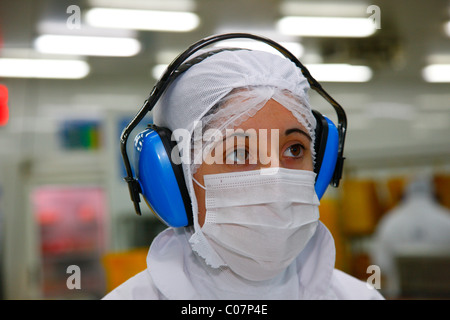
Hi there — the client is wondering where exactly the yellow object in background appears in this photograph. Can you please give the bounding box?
[385,177,407,212]
[341,179,382,236]
[319,197,347,271]
[435,174,450,210]
[102,248,148,293]
[385,174,450,211]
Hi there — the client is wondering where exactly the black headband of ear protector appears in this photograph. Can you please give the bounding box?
[120,33,347,215]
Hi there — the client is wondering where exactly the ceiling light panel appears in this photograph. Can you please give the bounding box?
[85,8,200,32]
[88,0,196,11]
[277,16,376,37]
[306,64,373,82]
[37,21,137,38]
[422,64,450,83]
[444,21,450,37]
[0,58,90,79]
[35,35,141,57]
[280,1,369,17]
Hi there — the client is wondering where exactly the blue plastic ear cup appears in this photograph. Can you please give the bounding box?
[312,111,339,199]
[133,126,192,227]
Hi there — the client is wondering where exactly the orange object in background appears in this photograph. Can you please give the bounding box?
[385,174,450,211]
[102,248,148,293]
[385,176,407,211]
[319,197,347,271]
[435,174,450,210]
[341,179,383,236]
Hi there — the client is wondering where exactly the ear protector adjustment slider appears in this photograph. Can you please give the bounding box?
[124,177,142,215]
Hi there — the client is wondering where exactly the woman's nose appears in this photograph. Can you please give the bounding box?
[257,129,281,169]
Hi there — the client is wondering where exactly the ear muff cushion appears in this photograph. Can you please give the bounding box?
[134,126,193,227]
[312,110,328,176]
[312,110,339,199]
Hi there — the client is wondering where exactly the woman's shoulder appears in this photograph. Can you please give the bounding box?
[102,269,162,300]
[330,269,385,300]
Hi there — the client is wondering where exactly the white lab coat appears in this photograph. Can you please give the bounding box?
[371,177,450,298]
[103,222,383,300]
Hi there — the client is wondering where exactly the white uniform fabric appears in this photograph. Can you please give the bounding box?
[104,222,383,299]
[371,175,450,298]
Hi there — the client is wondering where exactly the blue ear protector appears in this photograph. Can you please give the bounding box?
[133,126,193,227]
[120,33,347,227]
[312,110,340,199]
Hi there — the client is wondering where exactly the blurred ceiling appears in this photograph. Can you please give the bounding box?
[0,0,449,75]
[0,0,449,168]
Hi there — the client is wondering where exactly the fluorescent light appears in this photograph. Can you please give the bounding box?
[422,64,450,83]
[37,21,137,38]
[0,58,90,79]
[86,8,200,32]
[156,50,183,64]
[152,64,168,79]
[279,1,369,17]
[35,34,141,57]
[277,16,376,37]
[88,0,196,11]
[213,40,304,58]
[305,64,372,82]
[445,21,450,37]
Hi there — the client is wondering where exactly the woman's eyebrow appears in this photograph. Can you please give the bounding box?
[285,128,312,141]
[221,131,252,142]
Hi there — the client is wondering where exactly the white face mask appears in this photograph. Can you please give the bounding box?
[195,167,320,281]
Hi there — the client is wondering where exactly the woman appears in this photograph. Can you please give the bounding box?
[104,42,383,300]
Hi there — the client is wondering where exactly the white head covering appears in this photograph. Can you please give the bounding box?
[153,49,313,135]
[153,48,316,270]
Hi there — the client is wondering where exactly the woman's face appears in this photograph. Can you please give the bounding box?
[193,99,314,226]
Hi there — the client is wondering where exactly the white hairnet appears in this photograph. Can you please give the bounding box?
[153,49,313,134]
[152,48,316,265]
[190,86,316,175]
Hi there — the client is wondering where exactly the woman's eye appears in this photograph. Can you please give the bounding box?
[283,144,304,158]
[225,148,249,164]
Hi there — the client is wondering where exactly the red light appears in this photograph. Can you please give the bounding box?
[0,84,9,126]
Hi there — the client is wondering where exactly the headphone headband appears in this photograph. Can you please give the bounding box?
[121,33,347,216]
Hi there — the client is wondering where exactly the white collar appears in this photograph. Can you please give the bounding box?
[147,222,337,299]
